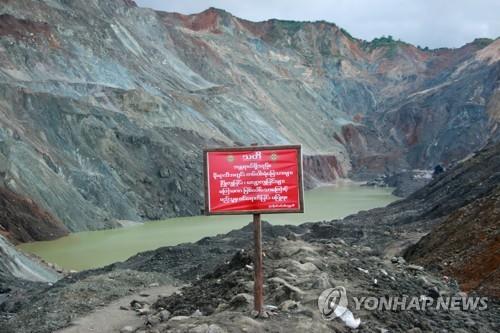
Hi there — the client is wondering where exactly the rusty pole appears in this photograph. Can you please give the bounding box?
[253,213,264,315]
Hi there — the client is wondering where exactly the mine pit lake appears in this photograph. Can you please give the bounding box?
[19,184,398,271]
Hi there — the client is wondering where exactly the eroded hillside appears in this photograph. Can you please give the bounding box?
[0,0,498,233]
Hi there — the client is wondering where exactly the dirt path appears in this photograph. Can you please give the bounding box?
[56,285,179,333]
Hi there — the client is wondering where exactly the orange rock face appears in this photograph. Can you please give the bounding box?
[0,187,68,243]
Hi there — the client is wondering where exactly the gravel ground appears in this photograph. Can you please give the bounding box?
[2,269,179,333]
[136,237,500,332]
[1,144,499,333]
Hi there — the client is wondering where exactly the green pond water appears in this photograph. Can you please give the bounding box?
[19,184,398,271]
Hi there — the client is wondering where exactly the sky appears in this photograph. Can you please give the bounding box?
[135,0,500,49]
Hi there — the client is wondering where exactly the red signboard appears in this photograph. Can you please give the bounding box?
[203,145,304,215]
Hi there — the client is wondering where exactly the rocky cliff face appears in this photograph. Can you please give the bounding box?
[403,145,500,298]
[405,186,499,298]
[0,235,59,283]
[0,186,62,293]
[0,0,498,233]
[0,186,68,243]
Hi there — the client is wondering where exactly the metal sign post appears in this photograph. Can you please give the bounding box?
[203,145,304,317]
[253,213,264,315]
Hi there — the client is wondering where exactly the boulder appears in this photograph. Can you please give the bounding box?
[207,324,226,333]
[229,293,254,311]
[279,300,300,312]
[120,326,135,333]
[169,316,190,321]
[311,273,332,289]
[158,309,171,322]
[190,324,209,333]
[159,167,171,178]
[145,314,161,326]
[269,277,304,302]
[407,264,424,271]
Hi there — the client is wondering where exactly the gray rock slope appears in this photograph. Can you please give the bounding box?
[0,235,59,282]
[0,0,498,233]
